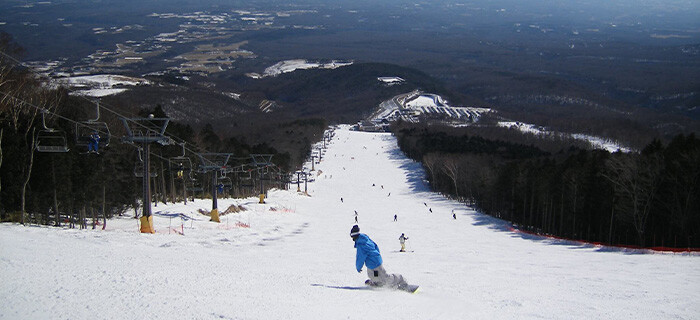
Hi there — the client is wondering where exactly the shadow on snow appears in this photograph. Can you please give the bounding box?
[310,283,372,291]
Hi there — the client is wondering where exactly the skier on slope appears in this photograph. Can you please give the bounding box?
[350,225,408,289]
[399,233,409,252]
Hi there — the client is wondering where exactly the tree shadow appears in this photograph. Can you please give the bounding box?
[384,141,431,193]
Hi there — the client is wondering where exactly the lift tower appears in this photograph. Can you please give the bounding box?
[120,116,169,233]
[250,154,273,204]
[196,153,232,223]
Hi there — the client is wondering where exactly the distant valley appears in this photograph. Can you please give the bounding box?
[1,0,699,149]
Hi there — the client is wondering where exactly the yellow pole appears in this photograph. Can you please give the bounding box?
[210,208,220,223]
[140,215,155,233]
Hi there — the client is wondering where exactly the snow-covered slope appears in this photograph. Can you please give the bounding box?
[51,74,151,97]
[1,126,697,320]
[499,121,633,153]
[246,59,353,78]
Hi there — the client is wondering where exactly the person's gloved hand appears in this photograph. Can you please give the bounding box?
[358,268,362,273]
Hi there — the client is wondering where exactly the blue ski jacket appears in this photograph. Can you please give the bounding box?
[354,233,383,272]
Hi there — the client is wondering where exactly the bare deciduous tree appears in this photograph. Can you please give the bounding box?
[603,154,661,246]
[441,154,461,199]
[422,153,439,186]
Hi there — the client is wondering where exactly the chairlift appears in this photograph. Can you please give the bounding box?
[170,158,192,179]
[35,109,69,153]
[186,180,203,193]
[169,143,192,179]
[219,176,233,189]
[258,167,273,181]
[133,148,158,178]
[119,116,170,146]
[75,101,110,152]
[240,169,254,187]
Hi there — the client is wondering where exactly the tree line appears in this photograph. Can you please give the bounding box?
[392,121,700,248]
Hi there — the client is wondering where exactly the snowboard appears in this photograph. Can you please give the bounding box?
[365,280,420,293]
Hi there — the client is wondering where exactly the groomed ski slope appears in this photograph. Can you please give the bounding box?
[1,126,698,320]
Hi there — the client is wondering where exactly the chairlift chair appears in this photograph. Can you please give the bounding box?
[219,176,233,189]
[240,169,255,188]
[258,167,273,181]
[75,122,110,149]
[35,109,69,153]
[186,180,204,193]
[170,158,192,179]
[169,143,192,179]
[36,131,70,153]
[134,163,159,178]
[75,101,110,151]
[133,149,158,177]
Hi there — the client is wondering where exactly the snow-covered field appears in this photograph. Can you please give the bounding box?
[1,126,697,320]
[51,74,151,97]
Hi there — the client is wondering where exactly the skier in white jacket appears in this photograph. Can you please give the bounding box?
[399,233,409,252]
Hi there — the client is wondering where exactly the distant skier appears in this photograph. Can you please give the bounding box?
[88,130,100,153]
[394,214,397,222]
[350,225,410,290]
[387,192,391,197]
[341,197,344,203]
[423,202,427,207]
[429,208,432,213]
[399,233,409,252]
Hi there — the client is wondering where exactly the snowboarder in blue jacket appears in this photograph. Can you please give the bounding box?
[350,225,408,289]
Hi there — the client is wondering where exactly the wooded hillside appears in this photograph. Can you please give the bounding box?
[392,121,700,248]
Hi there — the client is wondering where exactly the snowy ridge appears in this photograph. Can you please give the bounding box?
[0,126,697,319]
[377,76,405,86]
[499,121,633,153]
[246,59,353,78]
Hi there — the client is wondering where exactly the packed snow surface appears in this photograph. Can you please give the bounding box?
[1,126,697,320]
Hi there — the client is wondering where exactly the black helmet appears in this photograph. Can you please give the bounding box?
[350,225,360,238]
